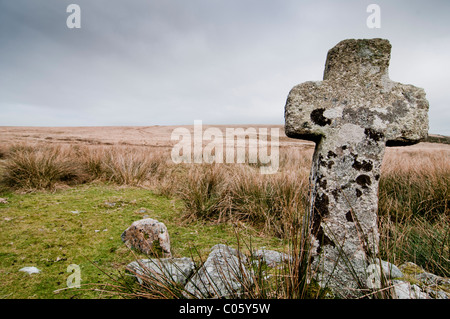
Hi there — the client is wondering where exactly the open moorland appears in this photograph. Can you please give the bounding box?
[0,125,448,299]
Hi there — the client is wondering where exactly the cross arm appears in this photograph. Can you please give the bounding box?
[383,83,429,146]
[284,81,332,143]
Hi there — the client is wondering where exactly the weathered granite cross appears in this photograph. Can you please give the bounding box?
[284,38,429,297]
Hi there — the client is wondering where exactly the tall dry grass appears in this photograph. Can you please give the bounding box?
[0,144,171,189]
[175,150,310,237]
[1,144,82,190]
[100,147,168,186]
[379,150,449,220]
[0,142,448,278]
[378,149,449,277]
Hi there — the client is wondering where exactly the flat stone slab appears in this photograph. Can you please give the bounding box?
[253,248,292,268]
[184,244,251,299]
[127,257,195,286]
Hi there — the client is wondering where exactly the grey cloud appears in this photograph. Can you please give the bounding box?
[0,0,448,134]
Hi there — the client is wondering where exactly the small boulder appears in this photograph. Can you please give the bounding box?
[121,218,171,257]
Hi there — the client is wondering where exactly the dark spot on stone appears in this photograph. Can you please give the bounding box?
[302,122,311,129]
[311,192,334,253]
[318,176,327,189]
[327,151,337,158]
[311,193,330,242]
[356,175,371,188]
[364,128,384,142]
[327,161,334,169]
[375,174,380,181]
[352,158,373,172]
[315,226,335,254]
[346,211,354,222]
[314,193,329,218]
[311,108,332,126]
[342,145,347,150]
[318,154,327,167]
[356,189,362,198]
[331,189,340,200]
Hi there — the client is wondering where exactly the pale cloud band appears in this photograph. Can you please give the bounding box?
[0,0,448,135]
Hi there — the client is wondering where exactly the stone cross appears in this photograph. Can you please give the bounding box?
[284,38,429,297]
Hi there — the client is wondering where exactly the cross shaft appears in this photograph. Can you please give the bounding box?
[284,38,429,296]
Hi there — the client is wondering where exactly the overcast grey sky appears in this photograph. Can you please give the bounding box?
[0,0,449,134]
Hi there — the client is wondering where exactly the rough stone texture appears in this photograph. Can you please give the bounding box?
[393,280,429,299]
[417,272,450,286]
[127,257,195,285]
[184,244,251,298]
[121,218,171,257]
[284,38,429,297]
[369,259,403,279]
[253,248,292,268]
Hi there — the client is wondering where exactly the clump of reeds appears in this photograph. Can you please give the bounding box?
[101,147,167,186]
[0,144,170,189]
[379,150,449,221]
[177,164,227,221]
[1,144,82,190]
[377,149,449,277]
[176,162,309,238]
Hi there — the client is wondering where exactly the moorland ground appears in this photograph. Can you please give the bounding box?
[0,125,448,299]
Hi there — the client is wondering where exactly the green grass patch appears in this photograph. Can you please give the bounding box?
[0,184,279,299]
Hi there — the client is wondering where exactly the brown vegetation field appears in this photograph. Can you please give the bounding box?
[0,125,448,298]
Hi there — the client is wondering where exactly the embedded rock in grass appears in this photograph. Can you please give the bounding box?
[121,218,171,257]
[392,280,429,299]
[416,271,450,286]
[19,266,41,274]
[368,259,403,279]
[127,257,195,286]
[253,248,292,268]
[184,244,251,299]
[395,262,450,299]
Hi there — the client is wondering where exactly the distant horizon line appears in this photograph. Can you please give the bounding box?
[0,124,447,136]
[0,123,285,128]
